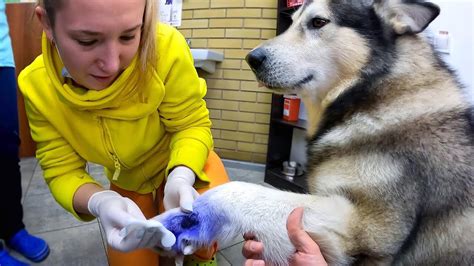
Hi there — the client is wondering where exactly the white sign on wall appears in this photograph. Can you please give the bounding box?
[159,0,182,27]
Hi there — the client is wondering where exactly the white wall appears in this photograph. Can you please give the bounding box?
[427,0,474,102]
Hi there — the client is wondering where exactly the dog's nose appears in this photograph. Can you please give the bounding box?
[246,48,267,71]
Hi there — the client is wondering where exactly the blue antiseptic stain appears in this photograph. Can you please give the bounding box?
[160,197,230,254]
[180,213,199,229]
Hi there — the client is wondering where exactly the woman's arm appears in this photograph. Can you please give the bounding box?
[156,24,213,184]
[73,183,105,215]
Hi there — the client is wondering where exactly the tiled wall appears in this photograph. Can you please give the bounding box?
[177,0,278,163]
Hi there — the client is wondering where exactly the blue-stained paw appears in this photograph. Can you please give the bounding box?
[158,201,229,255]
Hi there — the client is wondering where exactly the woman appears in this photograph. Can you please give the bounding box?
[18,0,228,265]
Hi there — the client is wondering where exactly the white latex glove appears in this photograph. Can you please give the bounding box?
[88,190,176,252]
[164,166,199,212]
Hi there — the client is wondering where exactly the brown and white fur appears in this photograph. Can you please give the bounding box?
[156,0,474,265]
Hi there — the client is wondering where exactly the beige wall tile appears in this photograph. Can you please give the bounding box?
[225,49,251,59]
[183,0,210,10]
[238,142,268,153]
[205,89,223,99]
[193,9,227,18]
[225,29,261,38]
[238,122,270,133]
[241,81,273,93]
[261,29,277,39]
[178,29,193,38]
[192,29,226,38]
[243,39,264,49]
[223,91,257,102]
[189,38,208,48]
[219,59,242,69]
[211,128,221,138]
[180,19,209,29]
[206,99,239,110]
[214,139,238,149]
[239,102,271,114]
[244,19,277,29]
[221,110,256,122]
[215,149,253,161]
[182,0,277,163]
[209,109,222,119]
[209,18,243,28]
[245,0,278,8]
[251,153,267,163]
[203,68,224,79]
[241,62,251,70]
[208,38,243,48]
[257,92,272,103]
[255,113,271,124]
[212,120,239,130]
[223,69,256,81]
[211,0,245,8]
[226,8,261,18]
[254,134,269,144]
[262,9,278,18]
[182,10,193,19]
[206,79,241,90]
[221,130,254,142]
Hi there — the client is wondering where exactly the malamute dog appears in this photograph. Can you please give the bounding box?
[156,0,474,264]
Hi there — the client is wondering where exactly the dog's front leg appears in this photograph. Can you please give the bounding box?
[157,181,356,265]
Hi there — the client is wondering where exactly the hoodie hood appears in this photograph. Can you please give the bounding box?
[42,34,164,120]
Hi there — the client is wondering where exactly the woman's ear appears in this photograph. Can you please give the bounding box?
[35,6,54,42]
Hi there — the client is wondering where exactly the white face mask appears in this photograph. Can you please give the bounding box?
[54,44,73,79]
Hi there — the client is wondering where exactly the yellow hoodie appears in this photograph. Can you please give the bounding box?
[18,23,212,220]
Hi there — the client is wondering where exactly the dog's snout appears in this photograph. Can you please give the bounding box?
[246,48,267,71]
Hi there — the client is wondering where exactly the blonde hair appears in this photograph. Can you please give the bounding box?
[37,0,158,90]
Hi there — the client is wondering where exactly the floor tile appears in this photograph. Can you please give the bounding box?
[26,166,51,197]
[19,156,37,171]
[216,252,231,266]
[19,157,37,200]
[87,163,110,188]
[219,235,245,250]
[22,223,106,266]
[22,191,96,234]
[227,168,265,183]
[219,242,246,266]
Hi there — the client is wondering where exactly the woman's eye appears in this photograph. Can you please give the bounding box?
[311,18,329,29]
[120,35,136,41]
[76,40,96,46]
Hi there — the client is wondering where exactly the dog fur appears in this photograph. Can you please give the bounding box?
[156,0,474,265]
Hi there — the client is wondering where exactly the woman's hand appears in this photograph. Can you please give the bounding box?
[243,207,328,266]
[88,190,175,252]
[164,166,199,212]
[243,233,265,266]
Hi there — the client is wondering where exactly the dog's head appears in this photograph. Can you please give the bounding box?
[246,0,439,97]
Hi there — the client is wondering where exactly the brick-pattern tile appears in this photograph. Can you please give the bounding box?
[177,0,278,163]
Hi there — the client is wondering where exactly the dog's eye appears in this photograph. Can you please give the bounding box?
[311,18,329,29]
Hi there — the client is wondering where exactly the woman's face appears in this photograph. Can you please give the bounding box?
[40,0,145,90]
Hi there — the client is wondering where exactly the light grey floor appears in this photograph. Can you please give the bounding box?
[12,157,267,265]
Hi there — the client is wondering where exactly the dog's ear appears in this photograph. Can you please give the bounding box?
[374,0,440,35]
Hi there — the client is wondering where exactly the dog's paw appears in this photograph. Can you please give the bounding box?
[153,202,231,256]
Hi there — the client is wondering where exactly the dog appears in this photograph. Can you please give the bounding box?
[155,0,474,265]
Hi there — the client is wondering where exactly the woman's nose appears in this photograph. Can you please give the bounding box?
[97,43,121,74]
